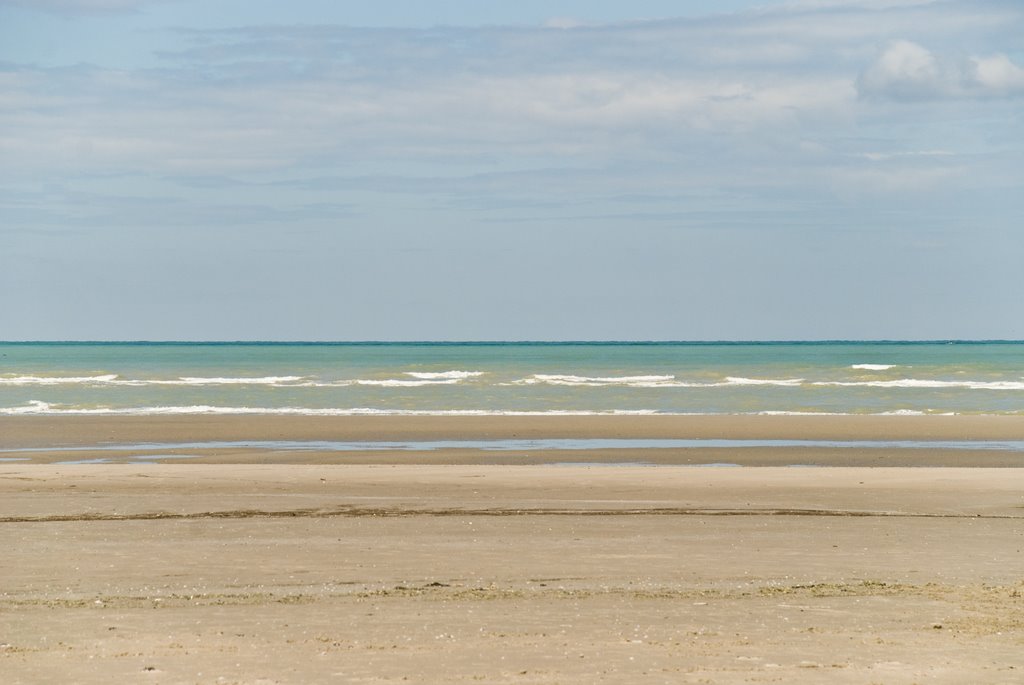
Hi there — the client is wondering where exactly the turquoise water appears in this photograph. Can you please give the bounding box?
[1,341,1023,416]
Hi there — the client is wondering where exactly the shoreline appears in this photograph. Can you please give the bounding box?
[6,414,1024,467]
[6,447,1024,467]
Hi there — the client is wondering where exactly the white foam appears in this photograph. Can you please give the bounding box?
[509,374,699,388]
[0,403,997,417]
[525,374,676,384]
[167,376,306,385]
[404,370,485,380]
[0,374,311,387]
[253,373,482,388]
[509,374,807,388]
[353,378,463,387]
[112,376,308,386]
[851,364,896,371]
[815,379,1024,390]
[0,372,477,389]
[3,400,55,413]
[0,374,120,385]
[755,410,848,416]
[266,379,462,388]
[723,377,805,387]
[758,409,959,416]
[0,403,661,417]
[512,375,1024,391]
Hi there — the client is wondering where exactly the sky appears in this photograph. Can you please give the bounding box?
[1,0,1022,341]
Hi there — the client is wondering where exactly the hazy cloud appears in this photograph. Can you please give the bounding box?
[1,0,1022,209]
[0,0,164,13]
[858,40,942,98]
[3,0,1023,339]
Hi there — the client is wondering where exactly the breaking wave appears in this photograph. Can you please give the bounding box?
[814,379,1024,390]
[0,374,121,386]
[508,374,805,388]
[0,372,486,388]
[404,370,485,380]
[0,402,659,416]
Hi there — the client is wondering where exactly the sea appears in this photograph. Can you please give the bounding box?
[1,341,1023,417]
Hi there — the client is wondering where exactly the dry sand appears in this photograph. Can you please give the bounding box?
[2,416,1023,683]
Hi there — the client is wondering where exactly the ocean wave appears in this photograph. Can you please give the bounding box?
[351,378,463,387]
[0,374,120,385]
[755,409,960,415]
[752,410,955,416]
[404,370,485,380]
[0,403,660,416]
[157,376,307,386]
[1,401,1001,417]
[850,364,897,371]
[508,374,805,388]
[279,372,485,387]
[723,377,805,387]
[277,380,460,388]
[0,374,309,387]
[507,374,713,388]
[814,379,1024,390]
[509,374,682,387]
[2,400,55,413]
[0,373,483,388]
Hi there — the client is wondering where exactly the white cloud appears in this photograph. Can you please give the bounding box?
[858,40,942,98]
[969,54,1024,94]
[859,40,1024,99]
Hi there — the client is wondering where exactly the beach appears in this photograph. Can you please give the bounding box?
[2,415,1023,683]
[6,0,1024,672]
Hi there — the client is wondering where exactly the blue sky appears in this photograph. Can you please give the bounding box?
[2,0,1022,340]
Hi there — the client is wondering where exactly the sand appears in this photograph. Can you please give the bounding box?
[2,416,1023,684]
[6,413,1024,447]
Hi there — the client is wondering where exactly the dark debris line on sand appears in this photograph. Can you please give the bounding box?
[1,507,1021,524]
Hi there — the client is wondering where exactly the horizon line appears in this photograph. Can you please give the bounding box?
[3,340,1024,345]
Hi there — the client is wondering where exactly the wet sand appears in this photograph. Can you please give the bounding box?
[5,414,1024,468]
[5,413,1024,448]
[2,416,1024,683]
